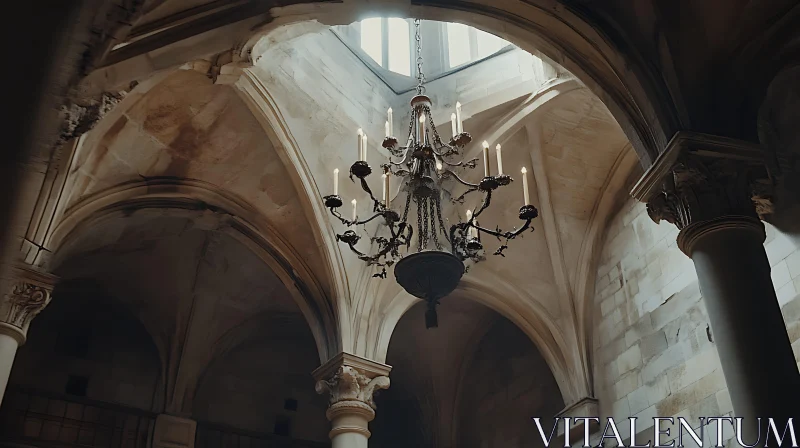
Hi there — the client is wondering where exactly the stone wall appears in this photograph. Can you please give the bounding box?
[192,322,329,442]
[9,290,161,411]
[592,193,800,446]
[457,317,564,448]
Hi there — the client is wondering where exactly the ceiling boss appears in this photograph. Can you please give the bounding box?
[323,19,539,328]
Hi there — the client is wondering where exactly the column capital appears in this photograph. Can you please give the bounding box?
[313,353,391,412]
[631,131,776,231]
[0,264,58,344]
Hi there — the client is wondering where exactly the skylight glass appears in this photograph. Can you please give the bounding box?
[333,19,515,92]
[387,18,411,76]
[446,23,471,68]
[476,30,505,59]
[361,18,383,65]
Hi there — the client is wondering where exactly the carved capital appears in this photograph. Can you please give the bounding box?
[0,265,58,343]
[313,353,392,412]
[315,365,390,410]
[632,132,776,230]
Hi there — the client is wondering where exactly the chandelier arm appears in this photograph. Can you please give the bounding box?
[452,187,479,205]
[471,189,493,219]
[329,206,387,227]
[355,176,384,208]
[441,157,479,169]
[429,143,458,159]
[443,169,480,188]
[387,152,411,167]
[470,218,534,240]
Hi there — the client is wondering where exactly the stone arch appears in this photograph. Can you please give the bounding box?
[240,4,675,166]
[42,178,339,363]
[372,274,582,407]
[233,70,355,356]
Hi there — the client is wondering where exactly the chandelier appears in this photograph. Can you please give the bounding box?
[323,19,538,328]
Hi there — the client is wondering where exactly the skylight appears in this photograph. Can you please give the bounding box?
[333,19,513,92]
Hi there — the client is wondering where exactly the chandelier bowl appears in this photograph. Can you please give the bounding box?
[394,251,464,300]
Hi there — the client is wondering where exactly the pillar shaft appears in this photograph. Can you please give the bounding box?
[0,330,19,404]
[680,217,800,439]
[633,132,800,444]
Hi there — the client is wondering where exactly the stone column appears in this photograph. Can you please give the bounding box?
[0,264,57,404]
[632,132,800,444]
[313,353,391,448]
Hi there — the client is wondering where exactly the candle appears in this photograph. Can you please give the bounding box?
[436,160,443,172]
[357,128,363,160]
[521,167,530,205]
[496,144,503,175]
[333,168,339,195]
[383,173,390,205]
[351,199,357,221]
[451,113,457,137]
[419,114,426,144]
[465,209,478,238]
[456,102,463,133]
[385,121,390,138]
[388,108,393,135]
[362,134,368,162]
[482,141,490,177]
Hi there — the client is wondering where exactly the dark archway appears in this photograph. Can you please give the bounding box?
[372,298,564,448]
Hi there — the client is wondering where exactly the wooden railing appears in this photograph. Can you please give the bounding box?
[195,421,330,448]
[0,386,156,448]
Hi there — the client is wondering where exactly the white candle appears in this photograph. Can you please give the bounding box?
[482,141,490,177]
[333,168,339,195]
[521,167,530,205]
[351,199,357,221]
[436,160,443,172]
[357,128,363,160]
[382,173,387,205]
[388,108,393,135]
[456,102,463,133]
[383,173,390,205]
[362,134,368,162]
[465,209,477,238]
[451,113,457,137]
[495,144,503,175]
[385,121,390,138]
[419,114,426,144]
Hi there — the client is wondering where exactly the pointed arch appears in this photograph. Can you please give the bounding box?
[43,178,338,363]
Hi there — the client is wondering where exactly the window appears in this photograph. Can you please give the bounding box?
[360,18,383,66]
[283,398,298,411]
[387,18,411,76]
[446,23,471,67]
[358,18,411,76]
[476,29,505,58]
[274,415,291,436]
[446,23,510,68]
[65,375,89,396]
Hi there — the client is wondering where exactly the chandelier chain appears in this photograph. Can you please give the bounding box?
[417,198,424,251]
[430,196,442,250]
[435,194,450,244]
[415,19,425,95]
[422,197,430,249]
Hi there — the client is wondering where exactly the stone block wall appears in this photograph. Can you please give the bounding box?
[592,196,800,446]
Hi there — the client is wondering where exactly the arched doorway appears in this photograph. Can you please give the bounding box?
[371,298,564,448]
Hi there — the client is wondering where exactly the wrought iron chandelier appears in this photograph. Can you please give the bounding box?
[323,20,539,328]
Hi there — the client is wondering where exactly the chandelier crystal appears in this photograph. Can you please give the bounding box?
[323,20,539,328]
